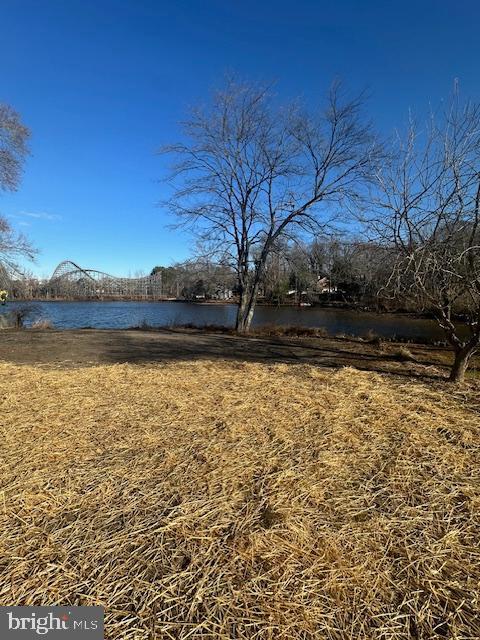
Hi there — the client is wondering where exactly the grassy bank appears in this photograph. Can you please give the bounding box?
[1,360,479,638]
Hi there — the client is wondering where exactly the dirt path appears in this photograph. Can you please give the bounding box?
[0,327,461,379]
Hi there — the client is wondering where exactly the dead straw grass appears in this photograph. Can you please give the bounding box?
[0,360,479,639]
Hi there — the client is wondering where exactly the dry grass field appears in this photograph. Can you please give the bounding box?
[1,359,479,639]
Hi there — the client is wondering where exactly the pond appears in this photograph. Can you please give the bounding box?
[0,300,463,341]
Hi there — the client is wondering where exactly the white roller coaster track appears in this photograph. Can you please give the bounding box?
[48,260,163,299]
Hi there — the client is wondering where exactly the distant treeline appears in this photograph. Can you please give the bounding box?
[6,233,474,316]
[8,237,394,310]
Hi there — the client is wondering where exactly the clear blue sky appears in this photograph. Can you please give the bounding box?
[1,0,480,277]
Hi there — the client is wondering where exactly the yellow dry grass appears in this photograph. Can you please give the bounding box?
[0,360,479,639]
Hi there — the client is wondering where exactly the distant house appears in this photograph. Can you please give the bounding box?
[316,276,338,293]
[212,288,233,301]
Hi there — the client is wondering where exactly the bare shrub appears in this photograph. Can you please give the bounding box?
[7,303,40,329]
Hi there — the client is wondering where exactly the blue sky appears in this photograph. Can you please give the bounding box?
[1,0,480,277]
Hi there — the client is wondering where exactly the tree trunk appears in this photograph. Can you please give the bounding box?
[235,281,260,333]
[449,345,476,383]
[437,316,479,383]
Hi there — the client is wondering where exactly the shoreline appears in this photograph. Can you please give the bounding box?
[1,326,475,381]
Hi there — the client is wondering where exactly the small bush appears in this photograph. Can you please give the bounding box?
[7,304,41,329]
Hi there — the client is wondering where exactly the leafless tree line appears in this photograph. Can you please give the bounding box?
[151,260,235,300]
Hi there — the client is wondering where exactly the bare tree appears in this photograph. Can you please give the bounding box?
[372,95,480,382]
[161,79,380,332]
[0,103,33,279]
[0,104,29,190]
[0,216,35,272]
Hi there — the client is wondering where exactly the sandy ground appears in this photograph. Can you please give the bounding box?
[0,327,473,380]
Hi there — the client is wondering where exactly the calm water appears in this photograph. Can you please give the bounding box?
[0,300,462,341]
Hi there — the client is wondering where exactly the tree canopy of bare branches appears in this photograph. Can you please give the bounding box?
[0,102,33,279]
[161,79,380,331]
[0,216,36,275]
[0,104,29,192]
[372,95,480,381]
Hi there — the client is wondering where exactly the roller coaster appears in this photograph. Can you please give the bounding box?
[47,260,163,299]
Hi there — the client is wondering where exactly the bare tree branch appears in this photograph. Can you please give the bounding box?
[369,94,480,381]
